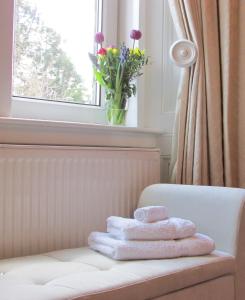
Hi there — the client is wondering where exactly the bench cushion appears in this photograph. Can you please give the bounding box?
[0,248,235,300]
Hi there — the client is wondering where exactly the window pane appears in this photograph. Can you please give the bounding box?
[13,0,100,105]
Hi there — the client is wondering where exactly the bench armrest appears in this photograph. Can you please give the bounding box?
[138,184,245,256]
[138,184,245,299]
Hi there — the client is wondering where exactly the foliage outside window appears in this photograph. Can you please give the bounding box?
[13,0,101,105]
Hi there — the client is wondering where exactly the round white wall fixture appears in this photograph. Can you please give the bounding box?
[169,39,197,67]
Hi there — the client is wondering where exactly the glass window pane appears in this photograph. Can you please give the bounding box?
[13,0,100,105]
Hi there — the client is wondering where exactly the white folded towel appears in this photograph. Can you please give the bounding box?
[134,206,168,223]
[88,232,215,260]
[107,216,196,240]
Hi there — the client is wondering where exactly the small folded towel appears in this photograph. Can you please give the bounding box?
[107,216,196,240]
[88,232,215,260]
[134,206,168,223]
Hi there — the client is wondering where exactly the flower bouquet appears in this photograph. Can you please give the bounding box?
[89,30,148,125]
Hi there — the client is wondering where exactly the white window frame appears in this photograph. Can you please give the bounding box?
[0,0,178,132]
[137,0,179,132]
[0,0,118,124]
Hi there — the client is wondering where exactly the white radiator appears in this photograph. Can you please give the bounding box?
[0,144,160,258]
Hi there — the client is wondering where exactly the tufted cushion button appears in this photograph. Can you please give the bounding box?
[0,247,235,300]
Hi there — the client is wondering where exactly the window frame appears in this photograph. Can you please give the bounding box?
[0,0,178,131]
[0,0,118,123]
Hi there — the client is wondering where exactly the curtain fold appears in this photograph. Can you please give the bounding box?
[169,0,239,187]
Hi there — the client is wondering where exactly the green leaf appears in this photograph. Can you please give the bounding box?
[93,68,106,87]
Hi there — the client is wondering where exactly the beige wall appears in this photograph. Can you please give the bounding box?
[238,2,245,188]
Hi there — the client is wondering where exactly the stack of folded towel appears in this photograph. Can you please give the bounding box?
[88,206,215,260]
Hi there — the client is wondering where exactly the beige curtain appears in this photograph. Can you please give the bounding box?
[168,0,239,187]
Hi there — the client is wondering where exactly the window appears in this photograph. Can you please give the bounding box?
[0,0,118,122]
[13,0,102,106]
[0,0,177,129]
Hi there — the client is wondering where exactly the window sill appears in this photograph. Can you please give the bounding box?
[0,117,165,148]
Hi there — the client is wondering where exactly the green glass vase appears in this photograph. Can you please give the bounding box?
[107,108,127,125]
[106,90,128,125]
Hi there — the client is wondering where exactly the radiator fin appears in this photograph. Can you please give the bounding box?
[0,145,160,258]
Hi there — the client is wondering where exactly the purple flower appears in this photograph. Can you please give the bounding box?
[95,32,104,44]
[130,30,142,40]
[120,44,129,64]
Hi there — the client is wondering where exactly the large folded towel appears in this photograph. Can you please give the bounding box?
[107,216,196,240]
[134,206,168,223]
[88,232,215,260]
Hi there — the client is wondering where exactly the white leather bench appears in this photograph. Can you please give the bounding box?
[0,184,245,300]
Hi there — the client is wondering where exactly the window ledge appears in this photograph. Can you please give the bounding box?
[0,117,166,148]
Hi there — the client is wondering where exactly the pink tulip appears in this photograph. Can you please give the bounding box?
[97,47,107,55]
[130,30,142,40]
[95,32,104,44]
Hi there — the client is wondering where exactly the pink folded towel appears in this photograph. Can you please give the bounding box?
[88,232,215,260]
[107,216,196,240]
[134,206,168,223]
